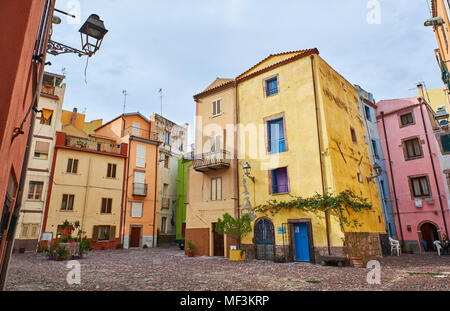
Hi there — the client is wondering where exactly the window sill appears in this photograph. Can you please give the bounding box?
[59,210,74,212]
[265,93,279,98]
[271,192,290,196]
[211,113,223,119]
[405,156,424,161]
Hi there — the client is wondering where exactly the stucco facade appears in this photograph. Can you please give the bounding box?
[95,113,160,248]
[355,85,397,241]
[150,114,188,241]
[14,72,66,251]
[237,51,386,263]
[377,96,450,252]
[186,79,238,257]
[42,132,127,249]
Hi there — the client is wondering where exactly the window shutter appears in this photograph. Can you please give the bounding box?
[132,122,140,136]
[136,145,146,168]
[35,141,50,154]
[212,101,217,116]
[211,178,217,201]
[112,164,117,178]
[109,226,116,241]
[217,100,221,114]
[67,159,73,173]
[92,226,99,241]
[217,178,222,201]
[131,202,143,218]
[73,159,78,173]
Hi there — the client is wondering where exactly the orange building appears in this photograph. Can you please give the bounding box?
[95,113,161,248]
[0,0,56,287]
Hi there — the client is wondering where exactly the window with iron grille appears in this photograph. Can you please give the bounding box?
[270,167,289,194]
[265,77,279,97]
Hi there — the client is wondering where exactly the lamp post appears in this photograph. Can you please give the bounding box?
[47,14,108,57]
[243,162,255,183]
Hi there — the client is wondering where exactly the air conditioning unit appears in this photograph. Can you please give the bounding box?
[414,198,423,208]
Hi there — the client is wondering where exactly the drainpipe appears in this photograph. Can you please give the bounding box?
[234,81,241,251]
[119,143,129,245]
[152,144,159,248]
[121,140,131,246]
[418,98,449,238]
[310,55,331,256]
[380,112,404,242]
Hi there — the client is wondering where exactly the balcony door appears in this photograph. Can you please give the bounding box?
[134,171,146,196]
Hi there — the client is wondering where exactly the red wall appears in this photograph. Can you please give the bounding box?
[0,0,48,263]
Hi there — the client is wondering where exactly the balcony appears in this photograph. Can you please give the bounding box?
[64,136,121,154]
[161,197,170,209]
[123,126,160,141]
[41,83,56,96]
[193,150,231,172]
[133,183,148,196]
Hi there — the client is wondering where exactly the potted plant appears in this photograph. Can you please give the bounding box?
[409,247,414,254]
[215,213,252,262]
[186,240,195,257]
[274,254,286,263]
[116,243,123,249]
[56,246,68,261]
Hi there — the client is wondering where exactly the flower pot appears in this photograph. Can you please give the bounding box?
[19,248,26,254]
[229,250,245,262]
[187,250,194,257]
[350,256,363,268]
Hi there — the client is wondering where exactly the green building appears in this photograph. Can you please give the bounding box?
[176,157,192,240]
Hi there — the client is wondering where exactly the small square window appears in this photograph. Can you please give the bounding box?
[350,128,357,143]
[265,77,279,97]
[271,167,289,194]
[404,138,422,159]
[410,176,430,197]
[400,113,414,127]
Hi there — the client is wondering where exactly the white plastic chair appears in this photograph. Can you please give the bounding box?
[389,237,401,256]
[433,240,442,256]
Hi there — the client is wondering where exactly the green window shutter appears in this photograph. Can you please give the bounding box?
[441,134,450,153]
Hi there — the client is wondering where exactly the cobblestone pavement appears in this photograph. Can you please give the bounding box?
[5,247,450,291]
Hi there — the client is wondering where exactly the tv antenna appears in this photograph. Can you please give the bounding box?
[159,88,163,116]
[122,90,129,114]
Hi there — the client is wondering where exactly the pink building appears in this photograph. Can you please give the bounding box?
[377,95,450,253]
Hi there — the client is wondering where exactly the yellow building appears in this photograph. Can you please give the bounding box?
[236,50,386,263]
[418,88,450,113]
[186,78,238,257]
[42,130,128,249]
[61,108,103,135]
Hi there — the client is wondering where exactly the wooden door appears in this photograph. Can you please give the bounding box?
[130,227,141,248]
[212,223,224,257]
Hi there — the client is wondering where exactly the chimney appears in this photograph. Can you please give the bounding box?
[71,108,78,125]
[417,83,425,101]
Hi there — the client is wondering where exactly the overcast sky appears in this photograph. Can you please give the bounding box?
[49,0,441,144]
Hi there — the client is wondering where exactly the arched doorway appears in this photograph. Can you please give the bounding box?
[255,218,275,261]
[420,222,440,252]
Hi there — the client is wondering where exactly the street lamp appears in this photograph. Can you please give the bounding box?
[367,163,382,182]
[47,14,108,57]
[424,17,445,27]
[243,162,255,183]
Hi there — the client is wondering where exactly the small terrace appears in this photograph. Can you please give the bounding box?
[64,135,121,155]
[123,126,160,141]
[193,150,231,172]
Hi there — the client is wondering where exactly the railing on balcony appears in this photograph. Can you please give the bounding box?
[133,183,148,196]
[123,126,160,141]
[193,150,231,172]
[41,83,55,96]
[161,197,170,209]
[64,136,121,154]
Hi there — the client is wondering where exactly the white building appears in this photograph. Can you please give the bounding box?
[14,72,65,252]
[150,114,188,243]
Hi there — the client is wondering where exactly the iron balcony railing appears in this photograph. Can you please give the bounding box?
[193,150,231,172]
[123,126,160,141]
[64,136,121,154]
[41,83,55,96]
[133,183,148,196]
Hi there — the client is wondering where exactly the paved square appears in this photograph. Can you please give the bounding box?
[5,247,450,291]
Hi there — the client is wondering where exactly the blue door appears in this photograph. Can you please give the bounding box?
[294,223,310,262]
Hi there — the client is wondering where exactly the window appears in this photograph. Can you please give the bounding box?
[28,181,44,201]
[380,180,386,199]
[161,217,167,233]
[101,198,112,214]
[210,136,222,153]
[66,159,79,173]
[265,77,279,97]
[410,176,430,197]
[268,118,286,154]
[107,164,117,178]
[163,184,169,197]
[61,194,75,211]
[40,109,53,126]
[179,138,184,151]
[400,112,414,127]
[212,99,222,116]
[364,106,371,121]
[93,225,115,241]
[164,155,170,169]
[270,167,289,194]
[21,224,40,239]
[34,141,49,159]
[439,134,450,153]
[164,132,170,145]
[211,177,222,201]
[131,202,143,218]
[136,144,146,168]
[357,173,363,183]
[350,128,357,143]
[371,139,378,158]
[132,122,140,136]
[404,138,422,159]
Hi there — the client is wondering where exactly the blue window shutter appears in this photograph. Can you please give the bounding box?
[441,134,450,152]
[268,119,285,154]
[272,170,278,194]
